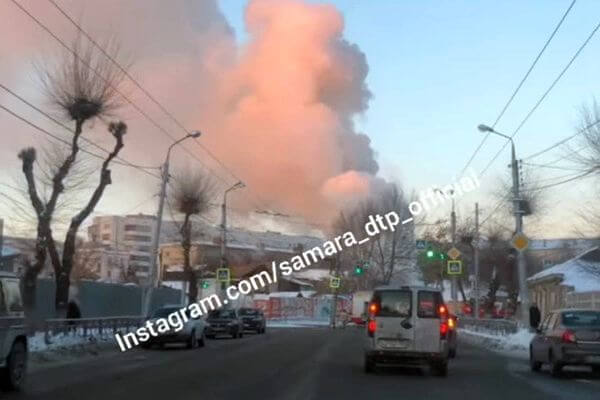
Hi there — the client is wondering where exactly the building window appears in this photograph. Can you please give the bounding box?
[124,224,152,233]
[101,234,111,241]
[130,255,151,263]
[124,234,151,242]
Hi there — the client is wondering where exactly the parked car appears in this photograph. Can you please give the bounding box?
[0,272,27,391]
[529,308,600,377]
[205,309,244,339]
[239,308,266,334]
[142,305,206,349]
[447,314,458,358]
[364,285,450,376]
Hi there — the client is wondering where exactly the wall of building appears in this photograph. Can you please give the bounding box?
[530,280,570,318]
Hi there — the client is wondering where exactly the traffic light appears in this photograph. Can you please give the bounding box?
[439,253,446,260]
[426,249,434,258]
[201,280,210,289]
[354,265,364,275]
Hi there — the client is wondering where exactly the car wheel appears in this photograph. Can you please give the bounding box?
[364,356,375,374]
[0,340,27,391]
[529,348,541,372]
[187,331,198,349]
[549,351,562,377]
[431,361,448,377]
[239,330,243,338]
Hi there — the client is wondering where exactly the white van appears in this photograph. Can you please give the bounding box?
[364,286,450,376]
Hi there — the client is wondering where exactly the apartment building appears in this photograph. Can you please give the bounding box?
[87,214,157,280]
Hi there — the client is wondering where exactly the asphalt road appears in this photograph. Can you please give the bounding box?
[5,327,600,400]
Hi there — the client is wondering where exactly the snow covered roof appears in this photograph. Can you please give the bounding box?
[527,247,600,293]
[529,238,599,250]
[292,268,331,281]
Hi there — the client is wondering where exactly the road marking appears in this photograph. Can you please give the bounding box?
[402,217,413,224]
[358,237,370,244]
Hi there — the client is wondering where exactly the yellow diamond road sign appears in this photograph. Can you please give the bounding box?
[512,233,529,251]
[447,247,461,260]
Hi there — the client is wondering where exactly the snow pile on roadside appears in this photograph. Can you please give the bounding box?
[459,327,534,356]
[28,331,117,353]
[267,318,330,328]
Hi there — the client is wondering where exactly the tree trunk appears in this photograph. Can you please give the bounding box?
[55,271,70,318]
[181,214,197,304]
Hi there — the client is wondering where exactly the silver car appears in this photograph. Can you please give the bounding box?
[530,308,600,377]
[142,305,206,349]
[364,286,450,376]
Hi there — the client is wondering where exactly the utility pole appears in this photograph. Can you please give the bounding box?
[143,131,201,316]
[477,124,529,325]
[474,202,480,320]
[219,181,244,299]
[511,145,530,325]
[450,192,457,303]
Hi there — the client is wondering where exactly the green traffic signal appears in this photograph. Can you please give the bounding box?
[201,280,210,289]
[426,250,434,258]
[354,266,364,275]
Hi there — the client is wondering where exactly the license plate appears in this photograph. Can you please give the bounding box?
[379,340,407,349]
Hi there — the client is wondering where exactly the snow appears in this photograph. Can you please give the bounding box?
[267,290,317,298]
[293,268,331,281]
[0,245,19,257]
[459,327,534,357]
[267,318,330,328]
[527,247,600,293]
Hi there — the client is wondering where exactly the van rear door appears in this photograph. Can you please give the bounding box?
[373,289,415,351]
[415,290,443,353]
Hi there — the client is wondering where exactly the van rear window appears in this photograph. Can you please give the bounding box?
[373,290,411,317]
[417,291,442,318]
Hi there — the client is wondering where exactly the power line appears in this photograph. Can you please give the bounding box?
[0,102,162,180]
[459,0,577,177]
[522,117,600,161]
[9,0,231,186]
[45,0,249,186]
[521,169,595,192]
[44,0,284,216]
[480,16,600,176]
[0,83,161,174]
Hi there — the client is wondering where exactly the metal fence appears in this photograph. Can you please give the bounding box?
[458,317,519,335]
[40,316,144,344]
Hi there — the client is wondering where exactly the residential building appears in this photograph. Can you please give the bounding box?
[527,246,600,318]
[87,214,157,280]
[526,238,599,275]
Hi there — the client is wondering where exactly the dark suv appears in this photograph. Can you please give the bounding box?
[239,308,266,334]
[205,309,244,339]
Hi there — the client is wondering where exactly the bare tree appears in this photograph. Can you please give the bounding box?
[331,183,416,288]
[570,101,600,174]
[18,37,128,317]
[170,170,216,304]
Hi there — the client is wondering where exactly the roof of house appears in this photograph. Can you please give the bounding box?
[527,247,600,293]
[528,238,599,250]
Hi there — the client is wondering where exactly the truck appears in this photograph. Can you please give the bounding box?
[351,290,373,325]
[0,272,27,391]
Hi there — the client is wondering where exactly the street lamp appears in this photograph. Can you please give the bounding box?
[477,123,529,325]
[143,130,202,316]
[220,181,245,279]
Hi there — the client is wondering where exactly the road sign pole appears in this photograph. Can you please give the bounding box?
[474,203,480,320]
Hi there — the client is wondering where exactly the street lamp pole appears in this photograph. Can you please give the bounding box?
[434,188,457,303]
[477,124,529,324]
[143,131,201,316]
[219,181,245,296]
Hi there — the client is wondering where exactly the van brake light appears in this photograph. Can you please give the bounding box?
[367,319,376,337]
[440,321,449,339]
[368,302,379,316]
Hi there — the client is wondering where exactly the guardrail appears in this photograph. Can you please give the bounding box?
[458,317,519,335]
[41,316,145,344]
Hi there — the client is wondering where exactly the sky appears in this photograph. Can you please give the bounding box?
[1,0,600,239]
